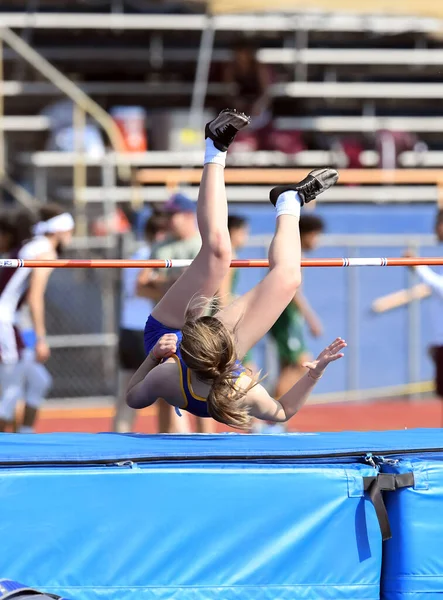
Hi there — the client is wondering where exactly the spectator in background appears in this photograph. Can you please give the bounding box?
[0,205,74,432]
[404,209,443,419]
[270,215,325,400]
[138,192,215,434]
[0,211,51,433]
[114,212,169,433]
[15,304,52,433]
[223,41,271,124]
[0,210,52,434]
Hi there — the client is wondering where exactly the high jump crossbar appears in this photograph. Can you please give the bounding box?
[1,258,442,269]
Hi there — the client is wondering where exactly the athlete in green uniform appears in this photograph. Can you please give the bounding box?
[270,214,325,399]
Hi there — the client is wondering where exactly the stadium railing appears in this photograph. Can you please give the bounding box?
[0,26,129,224]
[274,117,443,133]
[259,47,443,65]
[48,166,443,205]
[272,82,443,99]
[0,11,438,33]
[6,46,443,68]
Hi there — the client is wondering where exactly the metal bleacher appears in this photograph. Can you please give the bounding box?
[2,0,443,403]
[2,4,443,212]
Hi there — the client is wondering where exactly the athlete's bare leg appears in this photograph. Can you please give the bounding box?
[219,169,338,358]
[151,110,250,329]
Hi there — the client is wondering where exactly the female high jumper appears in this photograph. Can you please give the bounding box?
[127,109,346,430]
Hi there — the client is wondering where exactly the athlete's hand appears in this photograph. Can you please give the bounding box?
[302,337,347,378]
[35,339,50,363]
[152,334,178,361]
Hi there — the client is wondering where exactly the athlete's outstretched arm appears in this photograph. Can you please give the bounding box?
[404,249,443,297]
[414,266,443,297]
[126,334,177,408]
[248,338,346,422]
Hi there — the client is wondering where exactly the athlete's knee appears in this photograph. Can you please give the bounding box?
[0,386,21,420]
[23,364,52,409]
[28,364,52,396]
[0,363,23,420]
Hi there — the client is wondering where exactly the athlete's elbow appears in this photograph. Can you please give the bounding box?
[126,388,139,409]
[126,386,156,410]
[267,408,291,423]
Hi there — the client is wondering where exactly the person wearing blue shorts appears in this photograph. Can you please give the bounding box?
[15,308,52,433]
[126,108,346,430]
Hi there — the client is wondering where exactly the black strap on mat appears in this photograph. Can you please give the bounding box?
[363,472,414,541]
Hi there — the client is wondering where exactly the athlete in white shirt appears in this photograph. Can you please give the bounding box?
[405,209,443,413]
[114,213,168,432]
[0,205,74,432]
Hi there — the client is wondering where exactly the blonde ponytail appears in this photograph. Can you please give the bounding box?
[207,377,252,430]
[180,303,257,430]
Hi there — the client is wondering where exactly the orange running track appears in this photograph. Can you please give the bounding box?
[35,397,442,434]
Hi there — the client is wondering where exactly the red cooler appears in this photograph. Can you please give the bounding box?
[111,106,147,152]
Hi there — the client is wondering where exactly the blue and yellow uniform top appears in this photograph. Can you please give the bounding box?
[171,353,245,418]
[144,315,245,418]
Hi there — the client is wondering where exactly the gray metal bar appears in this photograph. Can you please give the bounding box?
[249,233,437,247]
[101,154,119,386]
[0,12,438,34]
[407,241,422,399]
[69,236,116,250]
[102,156,117,249]
[56,184,441,204]
[47,333,118,348]
[189,17,215,130]
[346,245,360,392]
[47,396,116,405]
[33,164,47,203]
[102,156,119,382]
[294,28,308,82]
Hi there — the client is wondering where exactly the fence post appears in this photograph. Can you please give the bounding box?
[407,240,422,399]
[73,103,87,237]
[347,245,360,394]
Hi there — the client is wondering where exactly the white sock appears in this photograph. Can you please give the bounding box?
[204,138,226,167]
[19,425,34,434]
[276,190,302,218]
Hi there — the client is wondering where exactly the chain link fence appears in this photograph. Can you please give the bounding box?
[44,238,120,401]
